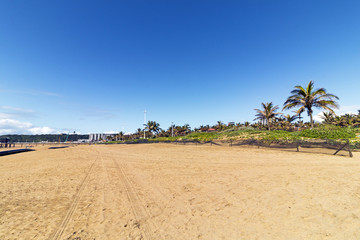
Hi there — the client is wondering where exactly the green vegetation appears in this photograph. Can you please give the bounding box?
[298,125,356,139]
[101,125,360,151]
[180,129,298,142]
[107,126,357,145]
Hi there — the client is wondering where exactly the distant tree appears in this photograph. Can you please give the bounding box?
[321,112,335,124]
[254,102,281,130]
[199,125,209,132]
[182,124,191,134]
[294,109,304,127]
[254,114,265,128]
[356,112,360,127]
[157,129,169,137]
[283,80,339,128]
[216,121,224,131]
[283,114,297,124]
[145,121,161,136]
[115,131,124,141]
[342,114,356,127]
[0,134,89,143]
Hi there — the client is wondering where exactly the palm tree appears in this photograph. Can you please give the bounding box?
[199,125,209,132]
[355,112,360,127]
[145,121,161,136]
[157,129,169,137]
[254,102,281,130]
[116,131,124,141]
[342,114,356,127]
[283,80,339,128]
[321,112,335,124]
[133,128,142,139]
[216,121,224,131]
[283,114,297,124]
[137,128,142,133]
[254,114,265,128]
[182,124,191,134]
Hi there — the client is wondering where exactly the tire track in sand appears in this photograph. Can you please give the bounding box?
[49,153,98,240]
[111,156,163,240]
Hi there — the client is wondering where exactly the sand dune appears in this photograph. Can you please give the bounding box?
[0,144,359,240]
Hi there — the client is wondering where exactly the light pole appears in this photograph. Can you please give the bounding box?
[171,122,174,137]
[144,110,147,139]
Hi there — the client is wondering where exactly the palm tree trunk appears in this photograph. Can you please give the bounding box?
[310,113,314,128]
[267,118,271,131]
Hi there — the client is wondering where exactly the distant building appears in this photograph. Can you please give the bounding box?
[89,133,115,142]
[228,122,235,126]
[75,139,90,143]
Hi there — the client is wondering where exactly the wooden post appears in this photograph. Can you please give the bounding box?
[230,139,232,147]
[296,141,300,152]
[334,140,348,156]
[348,139,353,158]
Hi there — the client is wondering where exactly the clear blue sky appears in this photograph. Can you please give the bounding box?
[0,0,359,134]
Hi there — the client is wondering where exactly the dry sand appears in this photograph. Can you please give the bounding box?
[0,144,360,240]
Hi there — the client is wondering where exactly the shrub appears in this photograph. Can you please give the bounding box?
[297,125,356,139]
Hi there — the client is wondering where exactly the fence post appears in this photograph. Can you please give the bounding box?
[348,139,353,158]
[334,139,348,156]
[296,141,300,152]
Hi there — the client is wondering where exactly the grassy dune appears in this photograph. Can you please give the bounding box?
[107,126,360,148]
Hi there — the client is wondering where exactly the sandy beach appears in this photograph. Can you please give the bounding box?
[1,144,360,240]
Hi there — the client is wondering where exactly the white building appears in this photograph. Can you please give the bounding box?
[89,133,115,142]
[75,139,90,143]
